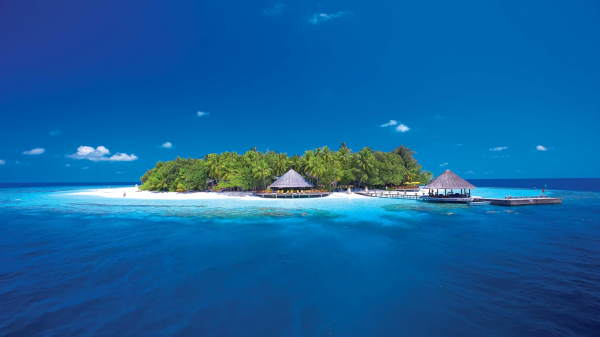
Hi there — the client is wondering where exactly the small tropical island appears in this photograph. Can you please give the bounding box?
[138,144,433,193]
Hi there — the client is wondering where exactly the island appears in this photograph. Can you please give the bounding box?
[138,144,432,193]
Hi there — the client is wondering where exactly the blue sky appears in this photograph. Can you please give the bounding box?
[1,0,598,182]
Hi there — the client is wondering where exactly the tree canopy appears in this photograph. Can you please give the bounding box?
[139,144,432,192]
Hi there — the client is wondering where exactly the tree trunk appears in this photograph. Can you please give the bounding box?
[358,169,365,189]
[333,167,337,191]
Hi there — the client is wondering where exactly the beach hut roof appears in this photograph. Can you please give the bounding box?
[424,170,476,189]
[268,169,314,188]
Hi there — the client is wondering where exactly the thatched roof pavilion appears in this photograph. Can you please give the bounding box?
[419,170,477,203]
[268,169,314,189]
[424,170,476,190]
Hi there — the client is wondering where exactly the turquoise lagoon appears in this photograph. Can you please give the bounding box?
[1,185,599,336]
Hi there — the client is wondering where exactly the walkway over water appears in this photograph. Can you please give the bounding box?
[256,192,330,199]
[480,197,562,206]
[356,190,425,200]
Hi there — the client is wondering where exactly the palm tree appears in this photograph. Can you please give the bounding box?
[253,160,272,191]
[314,147,323,158]
[356,148,374,188]
[331,157,342,191]
[404,161,421,183]
[274,153,289,176]
[243,150,259,169]
[155,174,169,191]
[289,154,301,171]
[319,147,333,189]
[320,146,332,164]
[301,150,315,179]
[331,148,349,191]
[221,161,237,181]
[306,156,325,187]
[337,144,351,159]
[204,153,222,188]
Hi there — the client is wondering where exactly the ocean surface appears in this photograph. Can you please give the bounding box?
[466,178,600,192]
[1,184,599,336]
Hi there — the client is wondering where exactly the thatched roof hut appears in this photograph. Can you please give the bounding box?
[268,169,314,189]
[424,170,476,190]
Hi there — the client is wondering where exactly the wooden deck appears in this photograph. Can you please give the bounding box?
[349,191,563,207]
[356,191,422,200]
[420,196,473,203]
[479,197,562,206]
[256,192,330,199]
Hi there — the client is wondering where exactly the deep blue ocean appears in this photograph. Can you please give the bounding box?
[1,183,599,336]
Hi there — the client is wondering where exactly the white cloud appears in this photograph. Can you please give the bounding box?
[197,111,209,117]
[67,146,138,162]
[49,130,60,136]
[434,115,443,119]
[396,124,410,132]
[160,142,173,149]
[0,159,5,165]
[65,164,70,167]
[440,163,448,167]
[489,146,508,151]
[22,148,45,155]
[82,167,89,170]
[381,120,397,127]
[308,11,353,24]
[465,171,475,174]
[264,4,283,16]
[536,145,548,151]
[116,172,123,174]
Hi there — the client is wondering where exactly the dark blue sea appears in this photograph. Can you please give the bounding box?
[467,178,600,193]
[1,183,599,336]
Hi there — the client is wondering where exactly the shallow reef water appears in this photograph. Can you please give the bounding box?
[0,186,599,336]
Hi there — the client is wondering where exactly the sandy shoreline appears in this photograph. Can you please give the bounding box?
[71,187,371,200]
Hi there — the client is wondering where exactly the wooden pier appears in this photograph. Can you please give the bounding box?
[256,192,330,199]
[356,191,421,200]
[479,197,562,206]
[359,191,562,206]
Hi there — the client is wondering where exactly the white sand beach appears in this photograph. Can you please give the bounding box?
[71,187,371,200]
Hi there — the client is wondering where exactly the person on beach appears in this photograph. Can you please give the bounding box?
[123,191,126,197]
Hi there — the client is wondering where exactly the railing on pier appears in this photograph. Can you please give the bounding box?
[505,195,545,199]
[357,191,420,199]
[255,192,330,198]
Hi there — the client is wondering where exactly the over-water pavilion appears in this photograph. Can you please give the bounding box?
[420,170,477,203]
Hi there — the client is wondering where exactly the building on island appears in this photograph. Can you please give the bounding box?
[256,169,330,198]
[420,170,476,203]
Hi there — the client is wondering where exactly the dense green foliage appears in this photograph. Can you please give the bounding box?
[139,144,433,192]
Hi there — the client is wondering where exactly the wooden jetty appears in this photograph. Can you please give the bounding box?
[356,191,422,200]
[479,197,562,206]
[256,192,330,199]
[420,196,474,203]
[357,190,562,206]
